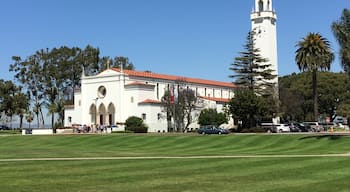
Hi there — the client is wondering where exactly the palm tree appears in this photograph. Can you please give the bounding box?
[25,110,34,129]
[332,9,350,76]
[55,100,65,128]
[14,92,29,129]
[295,33,334,121]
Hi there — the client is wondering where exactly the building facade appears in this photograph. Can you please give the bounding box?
[64,68,235,132]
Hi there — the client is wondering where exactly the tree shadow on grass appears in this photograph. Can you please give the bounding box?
[299,134,346,140]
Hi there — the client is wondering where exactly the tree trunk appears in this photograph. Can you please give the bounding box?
[312,69,318,121]
[51,113,55,133]
[40,108,45,128]
[19,115,23,129]
[10,116,13,130]
[36,112,39,129]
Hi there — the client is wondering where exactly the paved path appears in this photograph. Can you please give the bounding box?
[1,153,350,162]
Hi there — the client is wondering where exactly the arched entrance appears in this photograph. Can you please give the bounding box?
[98,103,106,126]
[107,103,116,126]
[89,104,96,124]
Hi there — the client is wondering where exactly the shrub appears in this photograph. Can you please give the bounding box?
[198,108,228,127]
[125,116,148,133]
[127,126,148,133]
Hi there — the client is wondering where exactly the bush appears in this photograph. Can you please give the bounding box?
[125,116,148,133]
[127,126,148,133]
[198,108,228,127]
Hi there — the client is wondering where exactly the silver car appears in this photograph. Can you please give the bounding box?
[275,124,290,133]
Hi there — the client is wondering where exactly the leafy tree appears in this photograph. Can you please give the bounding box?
[295,32,335,121]
[161,85,197,132]
[337,103,350,122]
[279,73,310,121]
[0,80,29,129]
[113,56,135,70]
[229,88,268,130]
[332,9,350,76]
[59,45,100,101]
[46,46,78,103]
[229,30,277,96]
[10,45,134,130]
[43,52,59,130]
[13,91,29,129]
[198,108,228,127]
[229,30,278,125]
[0,80,16,128]
[10,52,47,128]
[76,45,101,76]
[279,72,350,122]
[98,56,135,71]
[125,116,148,133]
[98,56,113,71]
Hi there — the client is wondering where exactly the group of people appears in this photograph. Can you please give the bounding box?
[73,124,111,133]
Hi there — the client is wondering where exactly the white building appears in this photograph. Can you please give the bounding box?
[64,0,279,132]
[251,0,278,84]
[64,68,235,132]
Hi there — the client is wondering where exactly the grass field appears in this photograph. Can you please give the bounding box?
[1,134,350,191]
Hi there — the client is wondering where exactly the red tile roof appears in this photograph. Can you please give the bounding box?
[199,96,231,103]
[111,68,235,88]
[139,99,162,104]
[125,82,155,86]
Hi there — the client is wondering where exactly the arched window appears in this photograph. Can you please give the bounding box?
[267,0,270,11]
[258,0,264,12]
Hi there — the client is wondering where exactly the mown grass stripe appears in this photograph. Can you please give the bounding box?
[1,157,350,191]
[1,134,350,159]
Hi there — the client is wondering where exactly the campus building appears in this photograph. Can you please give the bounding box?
[64,0,279,132]
[64,68,236,132]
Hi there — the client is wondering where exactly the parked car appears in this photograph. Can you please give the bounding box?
[275,124,290,133]
[333,116,347,125]
[288,122,308,132]
[0,125,10,130]
[260,122,276,133]
[303,122,322,132]
[197,126,229,135]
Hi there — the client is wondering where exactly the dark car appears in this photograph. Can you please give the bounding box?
[288,123,308,132]
[197,126,229,135]
[0,125,10,130]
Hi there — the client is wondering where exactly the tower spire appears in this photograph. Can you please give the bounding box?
[251,0,278,87]
[254,0,273,12]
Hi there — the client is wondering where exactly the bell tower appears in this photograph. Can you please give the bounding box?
[251,0,278,85]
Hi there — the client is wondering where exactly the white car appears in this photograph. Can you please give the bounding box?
[275,124,290,133]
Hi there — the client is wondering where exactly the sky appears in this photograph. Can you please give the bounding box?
[0,0,349,83]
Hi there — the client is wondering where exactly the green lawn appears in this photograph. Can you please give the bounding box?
[1,134,350,191]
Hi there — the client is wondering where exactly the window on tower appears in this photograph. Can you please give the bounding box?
[271,19,276,25]
[258,0,264,12]
[254,18,263,24]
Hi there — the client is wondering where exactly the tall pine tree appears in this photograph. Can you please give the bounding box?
[229,30,277,96]
[229,30,279,128]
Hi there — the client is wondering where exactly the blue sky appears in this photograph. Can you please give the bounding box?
[1,0,348,83]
